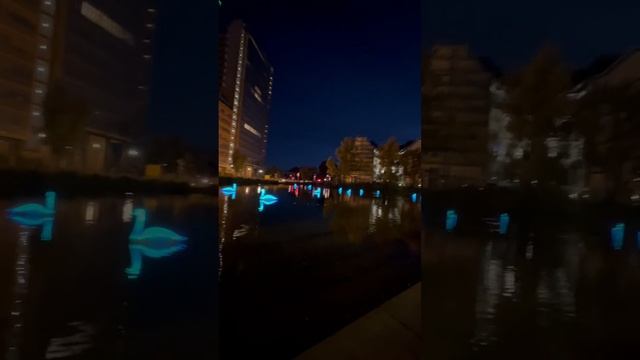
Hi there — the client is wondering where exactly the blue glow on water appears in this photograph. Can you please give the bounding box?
[346,189,352,197]
[359,189,364,196]
[129,209,187,242]
[7,191,56,221]
[306,185,313,191]
[499,213,510,235]
[221,183,237,195]
[446,210,458,232]
[260,189,278,202]
[411,193,417,203]
[374,190,381,198]
[293,184,298,190]
[125,242,187,279]
[7,192,56,240]
[611,223,625,250]
[258,198,278,212]
[313,188,321,198]
[41,219,53,241]
[338,187,343,195]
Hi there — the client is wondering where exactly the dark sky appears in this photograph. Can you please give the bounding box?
[423,0,640,71]
[147,0,218,154]
[221,0,420,170]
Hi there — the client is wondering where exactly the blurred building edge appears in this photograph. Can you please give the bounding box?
[422,45,492,189]
[0,0,156,175]
[218,19,273,178]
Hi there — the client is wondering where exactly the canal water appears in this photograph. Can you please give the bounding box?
[0,194,218,359]
[219,184,420,359]
[423,200,640,359]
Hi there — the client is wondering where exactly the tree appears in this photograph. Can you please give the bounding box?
[335,137,356,182]
[43,82,89,168]
[232,151,247,177]
[504,46,571,184]
[378,138,400,183]
[326,157,339,183]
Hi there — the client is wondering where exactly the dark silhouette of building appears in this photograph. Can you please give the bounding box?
[422,45,492,188]
[50,0,156,173]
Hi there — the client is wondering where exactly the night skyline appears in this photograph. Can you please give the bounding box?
[423,0,640,72]
[221,0,420,170]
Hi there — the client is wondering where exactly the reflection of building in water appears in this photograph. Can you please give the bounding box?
[122,198,133,223]
[84,201,98,224]
[472,242,503,347]
[45,322,94,359]
[5,230,30,359]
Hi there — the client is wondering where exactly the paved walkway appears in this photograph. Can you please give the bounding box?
[297,283,421,360]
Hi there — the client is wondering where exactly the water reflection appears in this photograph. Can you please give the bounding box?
[219,185,420,358]
[446,209,458,231]
[426,203,640,358]
[611,223,625,250]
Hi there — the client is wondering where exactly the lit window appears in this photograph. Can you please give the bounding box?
[243,123,261,137]
[81,2,134,46]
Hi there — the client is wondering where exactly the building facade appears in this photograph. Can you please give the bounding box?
[51,0,155,173]
[218,99,233,175]
[0,0,155,172]
[219,20,273,176]
[0,0,56,166]
[422,45,492,188]
[351,136,374,183]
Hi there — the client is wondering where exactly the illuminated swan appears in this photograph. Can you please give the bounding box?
[313,188,321,198]
[129,209,187,242]
[338,187,343,195]
[359,189,364,196]
[7,191,56,225]
[221,183,237,195]
[346,189,352,197]
[411,193,418,202]
[259,189,278,202]
[374,190,381,198]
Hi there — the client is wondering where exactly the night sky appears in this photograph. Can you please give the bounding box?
[147,0,218,154]
[221,0,420,170]
[423,0,640,71]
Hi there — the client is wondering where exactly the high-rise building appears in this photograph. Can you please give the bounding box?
[0,0,56,166]
[219,20,273,176]
[51,0,156,173]
[0,0,155,172]
[422,45,492,188]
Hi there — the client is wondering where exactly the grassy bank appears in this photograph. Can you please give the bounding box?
[0,169,216,198]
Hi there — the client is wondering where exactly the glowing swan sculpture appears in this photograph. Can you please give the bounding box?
[359,189,364,196]
[411,193,418,203]
[498,213,510,235]
[338,187,343,195]
[611,223,625,250]
[259,189,278,202]
[374,190,381,198]
[346,189,352,197]
[221,183,237,197]
[7,191,56,225]
[129,208,187,242]
[312,188,321,198]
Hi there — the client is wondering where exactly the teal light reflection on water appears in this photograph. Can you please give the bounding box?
[499,213,510,235]
[338,187,343,195]
[411,193,417,203]
[611,223,625,250]
[126,208,188,279]
[346,189,352,197]
[446,209,458,232]
[7,191,56,240]
[374,190,381,198]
